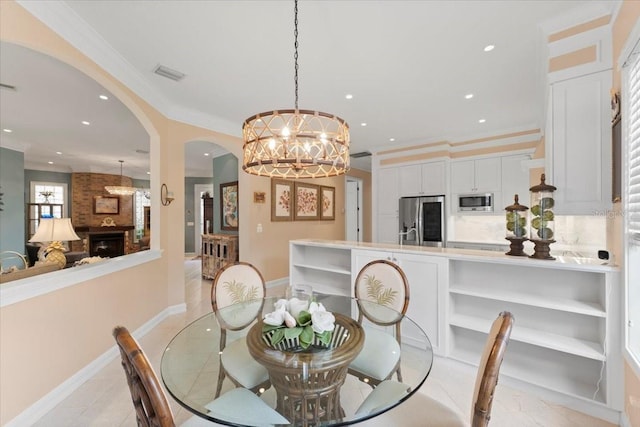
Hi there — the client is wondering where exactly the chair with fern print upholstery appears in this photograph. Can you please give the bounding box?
[349,259,410,387]
[211,262,271,398]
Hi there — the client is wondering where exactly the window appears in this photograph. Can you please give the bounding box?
[623,35,640,367]
[30,182,68,213]
[134,189,151,241]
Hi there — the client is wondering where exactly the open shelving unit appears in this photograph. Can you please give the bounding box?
[447,259,621,410]
[289,242,352,296]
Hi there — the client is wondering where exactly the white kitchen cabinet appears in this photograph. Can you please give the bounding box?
[352,249,446,355]
[500,154,531,208]
[547,70,612,214]
[450,157,501,194]
[398,161,446,197]
[376,167,400,244]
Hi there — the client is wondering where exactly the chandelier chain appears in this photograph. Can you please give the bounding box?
[294,0,299,110]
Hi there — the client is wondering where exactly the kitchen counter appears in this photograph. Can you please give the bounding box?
[292,239,618,273]
[289,239,623,423]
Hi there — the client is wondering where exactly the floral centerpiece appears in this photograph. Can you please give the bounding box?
[262,298,335,350]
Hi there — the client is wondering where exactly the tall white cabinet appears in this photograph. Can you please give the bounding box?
[376,167,400,244]
[547,70,612,214]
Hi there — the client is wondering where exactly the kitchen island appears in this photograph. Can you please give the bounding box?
[289,239,622,424]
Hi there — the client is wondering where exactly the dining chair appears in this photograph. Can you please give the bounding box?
[211,261,271,398]
[349,259,410,387]
[355,311,515,427]
[113,326,286,427]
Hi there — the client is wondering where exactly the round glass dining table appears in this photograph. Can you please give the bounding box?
[161,294,433,426]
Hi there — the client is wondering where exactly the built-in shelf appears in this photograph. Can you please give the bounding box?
[291,263,351,276]
[448,346,605,403]
[450,314,605,361]
[449,287,606,318]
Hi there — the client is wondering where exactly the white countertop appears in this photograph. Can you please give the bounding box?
[291,239,619,273]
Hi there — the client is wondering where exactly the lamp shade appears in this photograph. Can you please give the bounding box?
[29,218,80,243]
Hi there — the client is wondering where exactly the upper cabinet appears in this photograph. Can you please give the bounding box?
[450,157,501,194]
[398,161,446,197]
[546,70,612,214]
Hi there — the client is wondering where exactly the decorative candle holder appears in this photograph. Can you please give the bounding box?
[529,174,557,260]
[505,194,528,256]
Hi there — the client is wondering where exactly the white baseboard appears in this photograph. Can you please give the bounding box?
[5,306,175,427]
[266,276,289,291]
[620,413,631,427]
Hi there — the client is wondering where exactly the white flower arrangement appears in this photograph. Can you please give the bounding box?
[262,297,335,349]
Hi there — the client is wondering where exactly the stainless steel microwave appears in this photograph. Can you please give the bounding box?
[458,193,494,212]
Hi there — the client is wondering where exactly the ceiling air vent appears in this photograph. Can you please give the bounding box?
[153,65,186,82]
[0,83,17,91]
[350,151,372,158]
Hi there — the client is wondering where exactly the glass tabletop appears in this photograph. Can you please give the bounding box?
[161,294,433,426]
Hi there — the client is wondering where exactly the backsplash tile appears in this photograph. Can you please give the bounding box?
[451,214,607,258]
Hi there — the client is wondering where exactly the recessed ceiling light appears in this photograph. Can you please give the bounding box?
[361,123,367,127]
[484,45,495,52]
[146,171,151,175]
[389,138,395,142]
[345,94,353,100]
[478,119,486,123]
[204,153,210,156]
[48,161,54,165]
[81,121,90,125]
[465,94,474,99]
[2,128,12,133]
[56,151,62,155]
[99,94,109,100]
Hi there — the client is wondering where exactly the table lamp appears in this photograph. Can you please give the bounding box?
[29,218,81,269]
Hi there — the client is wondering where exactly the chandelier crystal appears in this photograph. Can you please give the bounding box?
[105,160,137,196]
[242,0,350,179]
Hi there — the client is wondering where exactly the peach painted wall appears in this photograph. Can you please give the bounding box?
[613,2,640,427]
[0,0,346,422]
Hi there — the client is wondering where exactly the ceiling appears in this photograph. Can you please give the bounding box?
[0,0,618,178]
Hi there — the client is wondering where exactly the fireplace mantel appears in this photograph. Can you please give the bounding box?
[75,225,134,232]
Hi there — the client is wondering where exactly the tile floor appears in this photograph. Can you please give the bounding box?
[33,259,616,427]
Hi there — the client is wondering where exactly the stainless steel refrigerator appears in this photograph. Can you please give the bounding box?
[398,195,446,247]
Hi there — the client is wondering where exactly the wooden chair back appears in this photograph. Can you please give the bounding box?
[354,259,410,325]
[471,311,514,427]
[113,326,175,427]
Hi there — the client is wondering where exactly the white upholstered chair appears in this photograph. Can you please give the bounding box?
[211,261,271,398]
[355,311,514,427]
[349,259,410,387]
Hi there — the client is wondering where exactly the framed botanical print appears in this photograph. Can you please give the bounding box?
[320,186,335,220]
[94,196,119,214]
[271,179,293,221]
[220,181,238,231]
[294,182,320,220]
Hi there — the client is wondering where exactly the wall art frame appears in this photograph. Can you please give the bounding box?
[320,186,335,220]
[94,196,119,214]
[271,179,293,222]
[220,181,238,231]
[294,182,320,221]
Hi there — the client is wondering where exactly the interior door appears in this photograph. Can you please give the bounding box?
[345,178,362,241]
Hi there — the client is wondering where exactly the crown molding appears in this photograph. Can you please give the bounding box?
[539,1,618,35]
[16,0,240,138]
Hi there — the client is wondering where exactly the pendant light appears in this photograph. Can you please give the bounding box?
[242,0,350,179]
[105,160,137,196]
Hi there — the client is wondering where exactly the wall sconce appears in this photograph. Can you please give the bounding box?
[161,183,174,206]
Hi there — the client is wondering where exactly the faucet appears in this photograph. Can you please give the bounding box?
[399,228,417,246]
